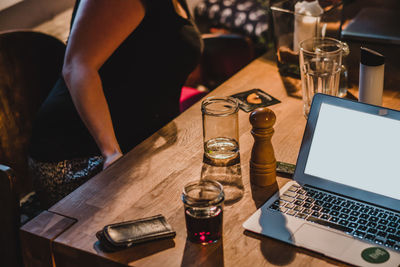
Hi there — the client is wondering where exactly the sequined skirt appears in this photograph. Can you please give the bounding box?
[28,156,104,208]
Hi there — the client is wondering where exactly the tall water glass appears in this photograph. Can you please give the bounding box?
[201,96,239,166]
[299,37,343,118]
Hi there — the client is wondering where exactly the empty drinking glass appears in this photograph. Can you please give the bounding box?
[299,37,343,118]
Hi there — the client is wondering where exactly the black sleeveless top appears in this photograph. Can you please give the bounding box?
[29,0,202,161]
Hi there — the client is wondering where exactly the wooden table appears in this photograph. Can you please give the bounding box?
[20,53,400,267]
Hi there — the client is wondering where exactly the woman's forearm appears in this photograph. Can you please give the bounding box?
[63,64,121,159]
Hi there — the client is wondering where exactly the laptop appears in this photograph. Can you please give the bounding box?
[243,93,400,266]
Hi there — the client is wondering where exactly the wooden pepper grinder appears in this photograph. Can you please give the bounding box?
[249,107,277,186]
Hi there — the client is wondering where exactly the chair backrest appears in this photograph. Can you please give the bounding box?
[200,33,255,90]
[0,30,66,197]
[0,165,22,267]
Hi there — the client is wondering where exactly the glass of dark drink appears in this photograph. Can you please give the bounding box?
[182,180,224,245]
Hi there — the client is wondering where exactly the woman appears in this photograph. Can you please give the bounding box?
[28,0,203,207]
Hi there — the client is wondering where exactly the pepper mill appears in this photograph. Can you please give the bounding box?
[249,107,277,186]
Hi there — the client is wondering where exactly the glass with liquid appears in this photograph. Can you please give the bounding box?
[201,96,239,166]
[182,180,224,244]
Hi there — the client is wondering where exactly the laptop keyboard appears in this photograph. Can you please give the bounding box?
[269,183,400,251]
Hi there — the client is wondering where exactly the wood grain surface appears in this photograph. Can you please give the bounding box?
[21,53,400,267]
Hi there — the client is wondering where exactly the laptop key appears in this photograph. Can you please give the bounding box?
[358,219,367,225]
[279,207,288,213]
[312,211,320,217]
[369,210,379,216]
[269,204,279,211]
[348,222,358,229]
[350,204,360,210]
[296,195,306,200]
[378,213,388,219]
[360,207,370,213]
[378,219,388,225]
[358,225,367,231]
[364,234,375,241]
[331,199,342,205]
[323,197,334,203]
[354,231,365,238]
[330,211,339,216]
[280,195,295,203]
[287,185,298,192]
[330,217,339,223]
[286,209,297,216]
[369,217,379,222]
[307,216,353,233]
[294,206,303,212]
[285,203,295,209]
[385,240,395,248]
[341,208,351,214]
[321,208,330,214]
[315,200,323,206]
[322,203,333,208]
[297,189,306,195]
[305,197,314,203]
[296,213,308,220]
[294,200,303,205]
[377,231,387,238]
[303,209,312,215]
[387,234,400,242]
[332,205,341,211]
[350,211,360,216]
[387,227,396,234]
[311,205,321,211]
[283,191,297,198]
[342,202,351,208]
[377,225,387,231]
[321,214,330,220]
[347,216,356,222]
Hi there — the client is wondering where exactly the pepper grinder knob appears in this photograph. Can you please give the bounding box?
[249,107,277,186]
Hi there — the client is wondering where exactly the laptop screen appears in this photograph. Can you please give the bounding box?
[304,102,400,201]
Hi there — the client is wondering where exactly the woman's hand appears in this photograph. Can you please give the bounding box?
[103,150,123,169]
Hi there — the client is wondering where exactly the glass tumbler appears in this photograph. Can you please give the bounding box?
[201,96,239,166]
[182,180,224,244]
[299,37,343,118]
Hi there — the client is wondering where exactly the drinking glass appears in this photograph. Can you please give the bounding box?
[182,180,224,245]
[201,96,239,166]
[299,37,343,118]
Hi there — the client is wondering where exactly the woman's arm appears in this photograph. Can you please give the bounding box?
[62,0,145,168]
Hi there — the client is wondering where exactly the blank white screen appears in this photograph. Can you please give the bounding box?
[304,103,400,200]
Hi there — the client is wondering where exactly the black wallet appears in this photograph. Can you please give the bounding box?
[96,214,176,251]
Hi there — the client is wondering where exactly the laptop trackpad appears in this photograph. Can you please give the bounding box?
[293,223,355,256]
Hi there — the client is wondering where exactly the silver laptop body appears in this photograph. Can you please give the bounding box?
[243,93,400,266]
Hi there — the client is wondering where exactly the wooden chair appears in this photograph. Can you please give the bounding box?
[0,30,66,267]
[0,30,66,197]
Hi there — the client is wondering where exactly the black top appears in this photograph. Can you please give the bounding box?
[29,0,202,162]
[360,47,385,66]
